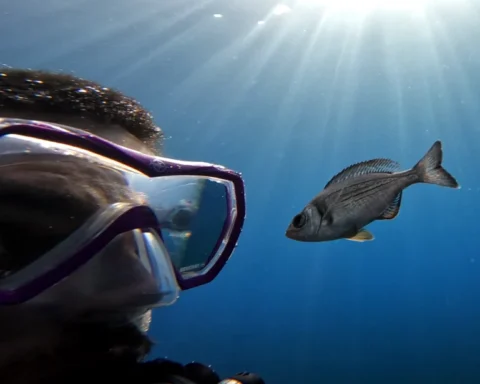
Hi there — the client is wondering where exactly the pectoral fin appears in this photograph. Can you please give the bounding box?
[344,228,374,242]
[378,192,402,220]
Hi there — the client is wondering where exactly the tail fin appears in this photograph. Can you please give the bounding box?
[413,141,460,189]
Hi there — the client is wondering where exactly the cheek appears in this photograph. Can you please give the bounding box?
[32,233,158,310]
[82,234,158,298]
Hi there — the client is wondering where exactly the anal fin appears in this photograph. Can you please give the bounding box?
[344,228,374,242]
[378,192,402,220]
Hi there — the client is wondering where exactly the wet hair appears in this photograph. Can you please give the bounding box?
[0,68,163,152]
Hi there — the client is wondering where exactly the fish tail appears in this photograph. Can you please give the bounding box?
[413,141,460,189]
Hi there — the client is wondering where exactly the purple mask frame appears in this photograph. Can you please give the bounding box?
[0,122,246,304]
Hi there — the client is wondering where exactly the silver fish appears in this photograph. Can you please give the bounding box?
[285,141,459,243]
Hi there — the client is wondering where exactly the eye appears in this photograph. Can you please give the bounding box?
[292,213,307,228]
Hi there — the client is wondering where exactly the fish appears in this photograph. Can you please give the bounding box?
[285,141,459,243]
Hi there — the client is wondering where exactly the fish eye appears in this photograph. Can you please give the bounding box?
[292,213,307,229]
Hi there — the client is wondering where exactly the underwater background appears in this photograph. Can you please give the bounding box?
[2,0,480,382]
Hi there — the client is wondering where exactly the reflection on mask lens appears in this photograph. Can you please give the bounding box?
[159,178,228,275]
[128,175,231,278]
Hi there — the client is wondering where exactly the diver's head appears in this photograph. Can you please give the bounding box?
[0,67,165,311]
[0,68,246,375]
[0,69,169,372]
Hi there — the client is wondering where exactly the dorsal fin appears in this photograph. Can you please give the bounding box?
[378,192,402,220]
[324,158,401,189]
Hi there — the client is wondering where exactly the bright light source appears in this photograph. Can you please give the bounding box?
[295,0,430,11]
[213,14,223,18]
[273,4,293,15]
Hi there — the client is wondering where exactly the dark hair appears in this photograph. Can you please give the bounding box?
[0,68,163,152]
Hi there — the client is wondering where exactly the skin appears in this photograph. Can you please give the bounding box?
[0,71,164,383]
[0,110,157,156]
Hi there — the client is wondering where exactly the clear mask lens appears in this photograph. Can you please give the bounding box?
[0,133,237,303]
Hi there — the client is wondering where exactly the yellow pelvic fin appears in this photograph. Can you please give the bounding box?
[344,228,374,242]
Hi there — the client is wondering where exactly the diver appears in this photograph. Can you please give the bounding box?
[0,68,264,384]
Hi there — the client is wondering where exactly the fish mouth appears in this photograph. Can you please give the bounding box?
[285,226,297,240]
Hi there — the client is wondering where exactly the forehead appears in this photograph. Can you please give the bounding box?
[0,111,157,155]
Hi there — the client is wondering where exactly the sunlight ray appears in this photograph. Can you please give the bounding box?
[276,12,331,135]
[292,0,433,13]
[163,7,305,148]
[420,18,460,145]
[115,0,215,81]
[381,25,408,158]
[163,26,273,134]
[323,24,366,157]
[37,0,194,67]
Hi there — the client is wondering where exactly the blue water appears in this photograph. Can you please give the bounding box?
[2,0,480,382]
